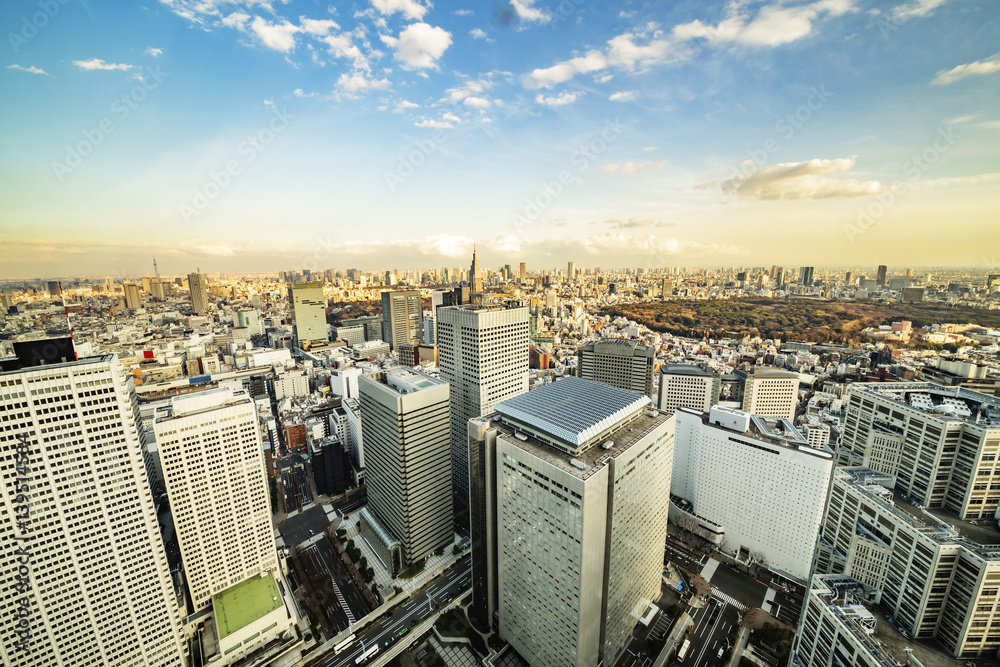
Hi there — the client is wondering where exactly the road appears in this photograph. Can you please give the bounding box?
[664,538,706,574]
[314,558,472,667]
[682,597,739,667]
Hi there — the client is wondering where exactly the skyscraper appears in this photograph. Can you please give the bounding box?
[518,262,526,280]
[799,266,815,286]
[0,343,186,667]
[288,282,328,349]
[567,260,576,281]
[877,264,888,286]
[358,368,454,576]
[661,277,673,299]
[380,289,422,350]
[153,387,282,612]
[737,367,800,419]
[188,270,209,314]
[438,302,529,497]
[470,245,483,294]
[123,282,142,309]
[469,377,674,664]
[576,338,656,397]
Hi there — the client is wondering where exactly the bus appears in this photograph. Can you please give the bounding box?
[677,639,691,663]
[355,645,379,664]
[334,633,356,654]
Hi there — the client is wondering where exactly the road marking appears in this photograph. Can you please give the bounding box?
[711,587,747,612]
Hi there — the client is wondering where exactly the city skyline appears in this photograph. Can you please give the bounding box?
[1,0,998,276]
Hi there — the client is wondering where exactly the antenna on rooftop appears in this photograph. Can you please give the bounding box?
[153,253,159,278]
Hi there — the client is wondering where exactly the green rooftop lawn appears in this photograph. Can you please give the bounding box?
[213,573,283,639]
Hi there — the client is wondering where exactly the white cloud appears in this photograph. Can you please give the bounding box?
[73,58,136,71]
[609,90,635,101]
[454,9,473,16]
[932,53,1000,85]
[394,99,420,112]
[293,88,318,97]
[336,72,392,97]
[642,146,659,151]
[596,160,667,175]
[263,97,275,106]
[323,32,371,70]
[595,217,675,229]
[442,78,491,104]
[384,23,452,70]
[221,12,251,30]
[535,91,581,107]
[371,0,429,21]
[510,0,550,24]
[7,64,50,75]
[145,47,163,57]
[606,30,676,68]
[523,50,606,89]
[415,111,462,128]
[720,157,882,200]
[890,0,951,21]
[251,17,300,52]
[672,0,855,47]
[463,96,491,109]
[469,28,487,39]
[299,18,340,36]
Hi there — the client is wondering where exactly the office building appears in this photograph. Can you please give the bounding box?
[339,315,383,342]
[920,357,1000,397]
[438,302,529,497]
[658,364,720,413]
[380,290,422,350]
[661,278,673,299]
[900,286,924,303]
[799,266,815,286]
[235,309,261,336]
[876,264,888,286]
[576,338,655,397]
[188,270,209,314]
[358,369,453,576]
[123,282,142,309]
[792,576,893,667]
[813,467,1000,659]
[468,377,674,665]
[469,246,484,294]
[288,282,327,349]
[736,367,800,419]
[332,324,365,346]
[518,262,526,280]
[153,387,280,611]
[837,382,1000,520]
[0,343,186,667]
[672,407,833,580]
[567,260,576,281]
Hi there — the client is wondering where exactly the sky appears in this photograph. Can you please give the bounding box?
[1,0,998,278]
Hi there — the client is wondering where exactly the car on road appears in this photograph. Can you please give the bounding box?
[718,648,724,659]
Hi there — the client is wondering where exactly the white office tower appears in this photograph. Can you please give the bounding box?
[288,282,328,349]
[657,364,721,413]
[153,387,280,612]
[0,346,186,667]
[811,467,1000,660]
[380,290,422,350]
[576,338,655,397]
[470,377,674,666]
[671,407,833,581]
[838,382,1000,520]
[736,367,800,419]
[358,368,454,576]
[438,303,529,497]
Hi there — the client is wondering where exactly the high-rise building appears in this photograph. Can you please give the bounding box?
[736,367,800,419]
[672,407,833,581]
[792,576,889,667]
[837,382,1000,520]
[188,270,209,313]
[123,282,142,309]
[288,282,327,349]
[518,262,526,280]
[845,270,854,284]
[799,266,815,286]
[380,290,422,350]
[567,260,576,281]
[153,387,281,612]
[468,377,674,664]
[658,364,720,413]
[470,245,483,294]
[358,368,453,576]
[810,467,1000,660]
[876,264,888,286]
[576,338,655,397]
[46,280,59,296]
[661,278,674,299]
[0,343,186,667]
[438,302,529,497]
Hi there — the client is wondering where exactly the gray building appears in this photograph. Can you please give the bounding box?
[331,324,365,346]
[288,282,327,349]
[380,290,422,350]
[188,270,209,314]
[658,364,720,413]
[576,338,655,397]
[469,377,674,665]
[358,368,453,576]
[438,302,529,498]
[339,315,383,342]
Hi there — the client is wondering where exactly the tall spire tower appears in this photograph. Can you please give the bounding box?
[470,243,483,294]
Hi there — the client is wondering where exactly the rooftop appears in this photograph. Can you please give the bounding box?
[213,572,283,640]
[495,376,650,449]
[857,382,1000,427]
[660,364,716,377]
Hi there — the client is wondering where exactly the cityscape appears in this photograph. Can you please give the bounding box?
[3,1,1000,667]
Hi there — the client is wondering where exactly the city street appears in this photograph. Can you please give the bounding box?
[679,598,740,667]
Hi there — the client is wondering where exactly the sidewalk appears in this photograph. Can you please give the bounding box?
[726,625,751,667]
[652,611,693,667]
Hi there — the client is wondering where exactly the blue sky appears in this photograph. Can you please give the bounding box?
[1,0,998,278]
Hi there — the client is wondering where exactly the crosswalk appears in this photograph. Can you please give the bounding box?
[711,587,747,612]
[331,577,355,625]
